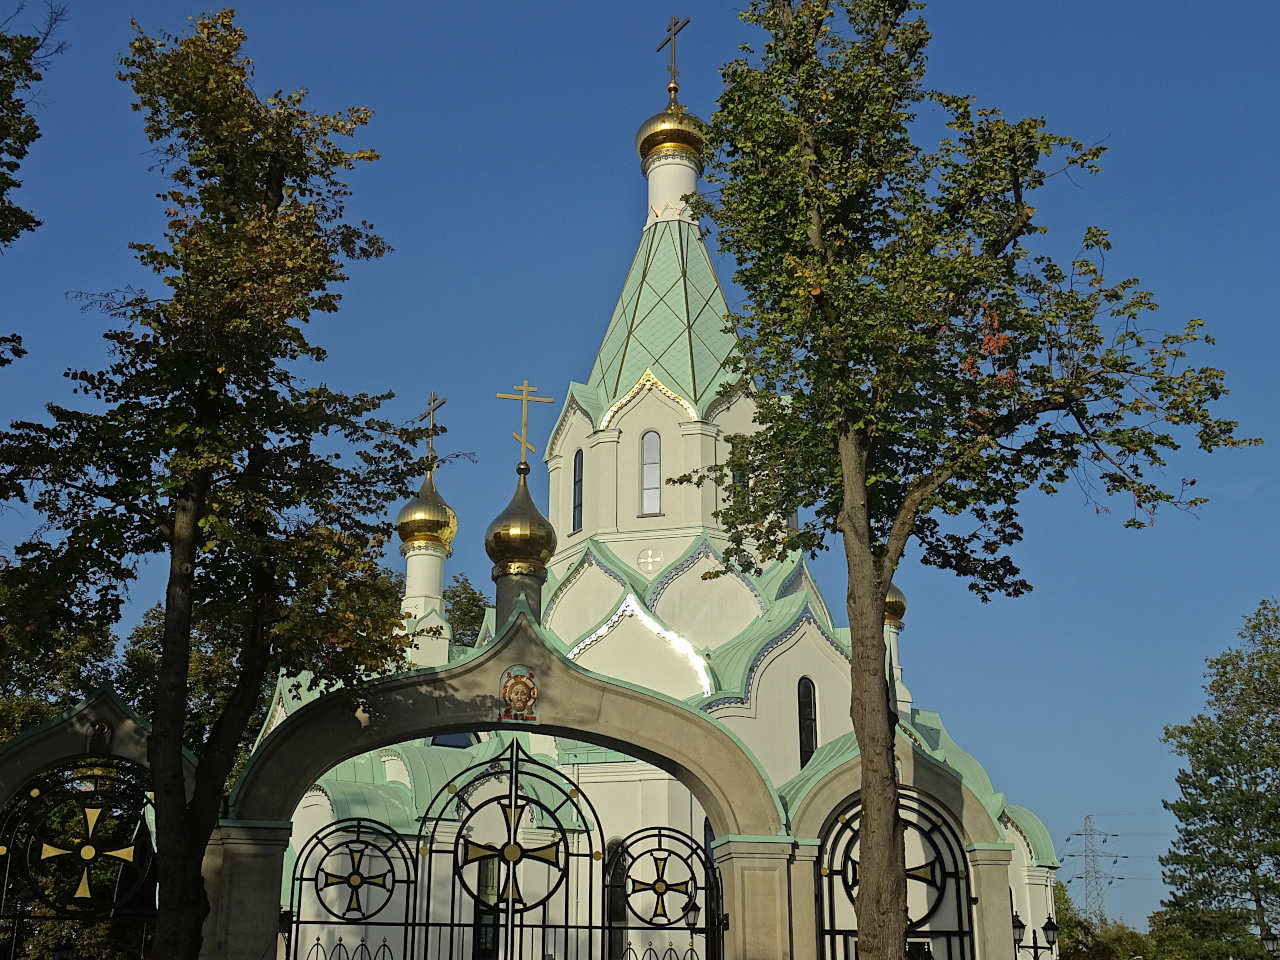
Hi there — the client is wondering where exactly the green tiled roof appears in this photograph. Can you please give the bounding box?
[587,219,736,419]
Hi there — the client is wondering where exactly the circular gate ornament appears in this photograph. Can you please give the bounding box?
[839,819,947,926]
[454,794,568,913]
[313,833,401,921]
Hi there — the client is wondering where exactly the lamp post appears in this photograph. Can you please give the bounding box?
[1012,911,1059,959]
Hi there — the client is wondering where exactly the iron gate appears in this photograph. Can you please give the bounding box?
[289,739,721,960]
[0,756,155,959]
[816,791,974,960]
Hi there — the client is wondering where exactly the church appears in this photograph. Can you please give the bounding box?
[252,60,1061,960]
[0,46,1062,960]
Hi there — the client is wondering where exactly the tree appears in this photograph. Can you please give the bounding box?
[443,572,491,646]
[0,11,428,957]
[691,3,1255,958]
[1054,883,1155,960]
[0,0,64,250]
[1147,906,1263,960]
[2,2,67,368]
[1161,600,1280,941]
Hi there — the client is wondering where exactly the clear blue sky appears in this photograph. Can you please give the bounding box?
[3,0,1277,928]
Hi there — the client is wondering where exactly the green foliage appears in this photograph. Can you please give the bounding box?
[443,572,491,646]
[1147,906,1263,960]
[114,604,275,780]
[0,10,425,956]
[0,549,118,741]
[693,0,1255,597]
[1161,600,1280,937]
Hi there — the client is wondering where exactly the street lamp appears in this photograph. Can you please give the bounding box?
[1012,911,1059,959]
[684,900,702,932]
[1262,927,1280,959]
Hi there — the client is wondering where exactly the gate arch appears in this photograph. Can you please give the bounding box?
[233,615,783,837]
[226,615,780,960]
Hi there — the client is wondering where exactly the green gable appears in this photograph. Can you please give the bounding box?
[586,219,736,420]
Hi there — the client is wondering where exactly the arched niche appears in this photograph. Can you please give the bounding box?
[232,611,785,841]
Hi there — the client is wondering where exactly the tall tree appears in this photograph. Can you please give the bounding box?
[691,3,1255,958]
[0,11,427,958]
[1161,600,1280,941]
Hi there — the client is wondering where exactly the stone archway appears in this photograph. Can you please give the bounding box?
[787,741,1015,960]
[206,611,790,960]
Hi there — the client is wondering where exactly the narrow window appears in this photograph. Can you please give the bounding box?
[607,839,628,959]
[798,677,817,768]
[641,431,661,514]
[572,449,584,532]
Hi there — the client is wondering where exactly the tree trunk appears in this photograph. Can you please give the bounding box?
[150,479,211,960]
[839,433,907,960]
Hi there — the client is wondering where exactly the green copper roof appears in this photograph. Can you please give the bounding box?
[586,219,736,419]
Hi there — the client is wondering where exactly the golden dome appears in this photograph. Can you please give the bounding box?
[885,582,907,624]
[484,463,557,577]
[635,85,704,166]
[395,470,457,552]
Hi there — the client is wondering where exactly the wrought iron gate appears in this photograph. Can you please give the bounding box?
[289,739,721,960]
[0,756,156,959]
[816,791,974,960]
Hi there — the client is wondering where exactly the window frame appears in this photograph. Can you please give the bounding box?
[798,676,818,769]
[639,429,663,516]
[571,448,584,533]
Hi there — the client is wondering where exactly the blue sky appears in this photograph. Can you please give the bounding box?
[3,0,1278,927]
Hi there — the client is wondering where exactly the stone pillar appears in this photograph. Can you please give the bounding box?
[588,427,620,533]
[789,842,821,960]
[967,843,1016,960]
[679,420,720,526]
[713,839,794,960]
[201,820,292,960]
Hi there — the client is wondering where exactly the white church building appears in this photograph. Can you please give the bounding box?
[251,73,1061,960]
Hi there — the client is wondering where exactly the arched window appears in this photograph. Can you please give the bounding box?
[641,430,661,514]
[572,449,584,532]
[798,677,817,768]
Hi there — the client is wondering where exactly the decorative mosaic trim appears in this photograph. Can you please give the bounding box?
[544,548,628,624]
[600,369,697,429]
[647,539,766,613]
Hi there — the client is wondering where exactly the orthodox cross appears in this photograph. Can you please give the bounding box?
[656,16,691,90]
[423,391,447,464]
[496,380,555,465]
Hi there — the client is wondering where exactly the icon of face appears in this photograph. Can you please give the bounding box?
[508,682,531,713]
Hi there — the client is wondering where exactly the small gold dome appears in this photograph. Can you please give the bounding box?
[484,463,557,577]
[636,85,704,166]
[885,582,907,624]
[395,470,457,553]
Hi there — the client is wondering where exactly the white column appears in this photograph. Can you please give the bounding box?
[885,619,913,716]
[588,428,621,534]
[679,420,720,527]
[546,453,564,535]
[402,540,451,666]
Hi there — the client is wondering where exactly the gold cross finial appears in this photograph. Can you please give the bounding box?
[496,380,555,465]
[423,391,447,464]
[656,16,691,103]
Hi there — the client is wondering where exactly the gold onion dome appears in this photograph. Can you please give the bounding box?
[885,582,907,624]
[484,462,558,577]
[635,83,704,166]
[395,469,458,552]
